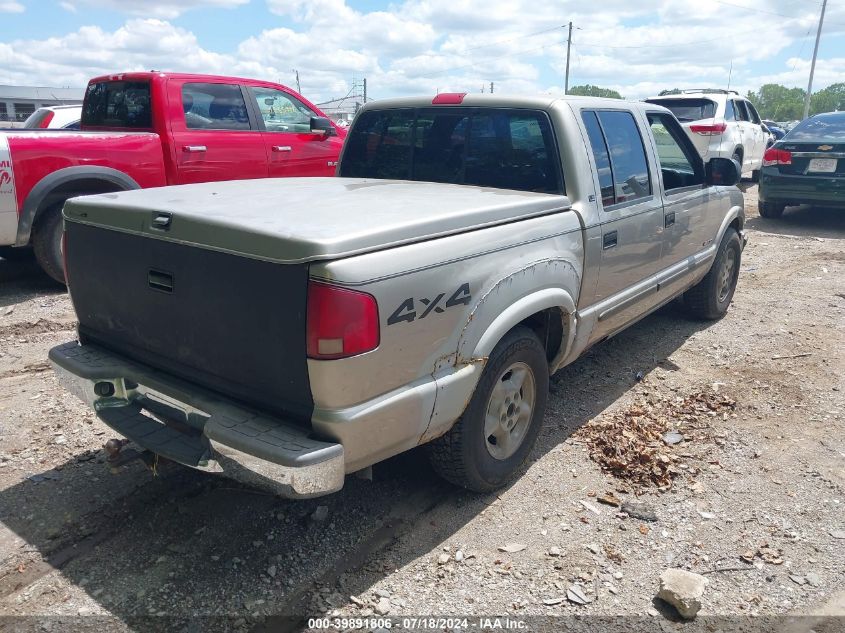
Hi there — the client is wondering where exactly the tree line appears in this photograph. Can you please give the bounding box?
[569,83,845,121]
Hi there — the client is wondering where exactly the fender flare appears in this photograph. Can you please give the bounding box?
[467,287,576,361]
[16,166,140,246]
[715,202,745,247]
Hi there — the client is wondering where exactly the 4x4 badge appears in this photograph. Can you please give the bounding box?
[387,283,471,325]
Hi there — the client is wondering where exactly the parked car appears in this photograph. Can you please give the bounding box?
[762,119,786,140]
[23,105,82,129]
[758,111,845,218]
[0,72,345,282]
[645,89,768,180]
[50,94,745,498]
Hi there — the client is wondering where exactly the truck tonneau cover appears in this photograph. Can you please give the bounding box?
[63,178,570,264]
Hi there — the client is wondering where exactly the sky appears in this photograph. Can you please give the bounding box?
[0,0,843,105]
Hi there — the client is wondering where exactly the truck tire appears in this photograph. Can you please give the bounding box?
[428,326,549,492]
[684,227,741,320]
[758,200,785,219]
[31,204,65,284]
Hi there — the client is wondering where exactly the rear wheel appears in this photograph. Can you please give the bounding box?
[31,204,65,284]
[684,228,742,320]
[758,200,785,219]
[428,326,549,492]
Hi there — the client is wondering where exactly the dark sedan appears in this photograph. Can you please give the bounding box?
[758,111,845,218]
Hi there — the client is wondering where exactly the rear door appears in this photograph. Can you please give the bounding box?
[170,81,268,184]
[645,111,721,286]
[732,99,757,171]
[245,86,341,177]
[580,109,665,338]
[744,100,766,169]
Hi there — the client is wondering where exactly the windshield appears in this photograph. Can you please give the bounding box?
[786,114,845,141]
[82,80,152,129]
[645,98,717,122]
[340,107,563,194]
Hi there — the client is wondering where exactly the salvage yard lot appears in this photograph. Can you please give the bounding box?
[0,185,843,631]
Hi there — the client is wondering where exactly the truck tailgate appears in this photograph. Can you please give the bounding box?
[64,221,313,422]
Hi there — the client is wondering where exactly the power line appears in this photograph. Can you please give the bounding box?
[447,24,567,55]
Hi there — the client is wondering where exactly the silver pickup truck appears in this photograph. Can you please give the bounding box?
[50,94,746,498]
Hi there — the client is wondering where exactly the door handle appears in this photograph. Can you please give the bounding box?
[603,230,618,250]
[182,145,207,153]
[665,212,676,228]
[272,145,293,152]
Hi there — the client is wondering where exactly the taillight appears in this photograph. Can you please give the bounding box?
[762,148,792,167]
[689,122,727,135]
[39,111,55,128]
[306,281,379,360]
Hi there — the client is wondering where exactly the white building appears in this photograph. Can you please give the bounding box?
[0,85,83,124]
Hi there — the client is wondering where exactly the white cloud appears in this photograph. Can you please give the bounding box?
[0,0,843,105]
[73,0,248,19]
[0,1,24,13]
[59,1,77,12]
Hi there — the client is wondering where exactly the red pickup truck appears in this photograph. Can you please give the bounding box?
[0,71,345,282]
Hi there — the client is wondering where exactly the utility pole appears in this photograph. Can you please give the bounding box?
[490,81,494,94]
[564,21,573,95]
[363,78,367,103]
[804,0,827,120]
[293,69,301,94]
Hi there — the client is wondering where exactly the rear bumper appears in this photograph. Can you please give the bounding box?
[49,341,345,498]
[760,171,845,207]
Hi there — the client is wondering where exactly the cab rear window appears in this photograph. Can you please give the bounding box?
[82,80,152,129]
[340,108,563,194]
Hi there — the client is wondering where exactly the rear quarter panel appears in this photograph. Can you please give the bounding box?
[7,132,167,213]
[307,209,583,469]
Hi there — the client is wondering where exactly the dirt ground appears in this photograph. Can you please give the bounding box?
[0,185,843,633]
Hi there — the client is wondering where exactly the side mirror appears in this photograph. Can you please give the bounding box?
[706,157,740,187]
[310,116,335,136]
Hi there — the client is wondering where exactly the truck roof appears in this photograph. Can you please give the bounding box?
[360,93,664,115]
[86,71,294,88]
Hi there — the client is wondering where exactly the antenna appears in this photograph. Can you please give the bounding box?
[726,60,733,93]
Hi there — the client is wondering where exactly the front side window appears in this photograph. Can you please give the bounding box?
[596,110,652,204]
[83,80,151,128]
[251,88,318,133]
[647,113,704,190]
[745,101,761,124]
[181,83,250,131]
[340,108,562,194]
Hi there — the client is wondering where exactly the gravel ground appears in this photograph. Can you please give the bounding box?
[0,184,843,632]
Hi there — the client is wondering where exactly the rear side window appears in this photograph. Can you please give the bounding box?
[745,101,761,124]
[182,83,251,130]
[733,100,750,122]
[724,100,736,120]
[341,108,562,194]
[581,112,615,206]
[645,98,716,122]
[83,80,151,128]
[595,110,652,205]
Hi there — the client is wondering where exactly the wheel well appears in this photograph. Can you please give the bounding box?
[733,146,743,160]
[33,178,126,226]
[729,217,742,232]
[518,307,564,364]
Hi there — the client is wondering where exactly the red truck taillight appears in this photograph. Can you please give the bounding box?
[306,281,379,360]
[763,148,792,166]
[689,122,727,135]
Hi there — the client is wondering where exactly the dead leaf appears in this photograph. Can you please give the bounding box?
[498,543,527,554]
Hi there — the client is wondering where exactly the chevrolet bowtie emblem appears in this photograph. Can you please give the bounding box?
[818,145,833,151]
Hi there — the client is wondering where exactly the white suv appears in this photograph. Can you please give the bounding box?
[645,90,767,180]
